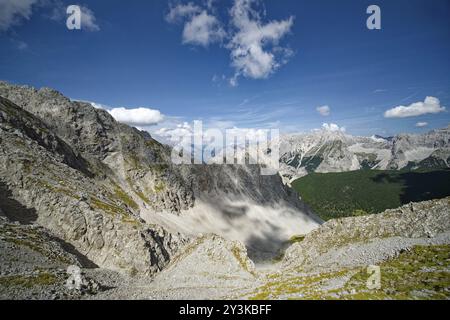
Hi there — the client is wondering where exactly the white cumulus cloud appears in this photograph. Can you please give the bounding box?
[79,6,100,32]
[415,122,428,127]
[166,3,224,47]
[156,122,194,142]
[316,105,330,116]
[166,0,294,85]
[322,123,346,132]
[182,10,225,46]
[108,107,164,126]
[227,0,294,83]
[384,97,445,118]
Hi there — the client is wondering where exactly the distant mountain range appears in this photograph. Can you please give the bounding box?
[279,125,450,182]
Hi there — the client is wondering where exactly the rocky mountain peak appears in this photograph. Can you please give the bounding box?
[279,124,450,181]
[0,81,322,274]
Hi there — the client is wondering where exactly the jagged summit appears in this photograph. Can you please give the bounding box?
[279,124,450,182]
[0,81,321,275]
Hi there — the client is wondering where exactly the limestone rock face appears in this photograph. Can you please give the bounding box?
[279,126,450,182]
[0,82,195,215]
[0,81,319,275]
[0,95,187,275]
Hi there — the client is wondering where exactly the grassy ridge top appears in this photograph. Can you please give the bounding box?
[292,169,450,221]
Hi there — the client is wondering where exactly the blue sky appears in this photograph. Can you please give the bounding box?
[1,0,449,138]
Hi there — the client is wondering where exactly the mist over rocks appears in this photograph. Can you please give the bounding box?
[0,81,319,276]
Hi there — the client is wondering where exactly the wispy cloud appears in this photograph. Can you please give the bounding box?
[316,105,330,116]
[166,2,201,23]
[415,122,428,127]
[0,1,100,33]
[88,102,107,110]
[79,6,100,32]
[384,96,446,118]
[16,40,28,50]
[49,2,100,31]
[0,0,37,32]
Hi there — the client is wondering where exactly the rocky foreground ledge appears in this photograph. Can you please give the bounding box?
[1,197,449,300]
[247,197,450,300]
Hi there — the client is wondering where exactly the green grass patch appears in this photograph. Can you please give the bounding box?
[249,270,349,300]
[113,185,139,211]
[0,273,57,289]
[90,197,125,216]
[135,190,150,205]
[153,182,166,193]
[289,235,306,244]
[231,245,255,275]
[249,245,450,300]
[341,245,450,300]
